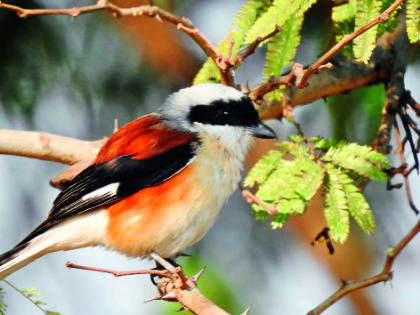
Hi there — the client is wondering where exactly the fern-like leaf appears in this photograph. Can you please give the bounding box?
[407,0,420,43]
[256,154,324,217]
[0,287,6,315]
[244,149,285,187]
[353,0,382,63]
[341,172,375,234]
[245,0,317,45]
[332,0,357,23]
[324,164,350,243]
[263,15,304,102]
[323,143,390,180]
[193,0,265,84]
[233,0,266,31]
[192,57,221,85]
[271,213,289,229]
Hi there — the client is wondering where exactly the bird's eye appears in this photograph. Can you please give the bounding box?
[221,110,234,122]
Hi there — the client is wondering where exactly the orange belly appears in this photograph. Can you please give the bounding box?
[104,134,246,258]
[105,161,223,258]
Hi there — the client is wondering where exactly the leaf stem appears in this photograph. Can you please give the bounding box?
[1,280,46,314]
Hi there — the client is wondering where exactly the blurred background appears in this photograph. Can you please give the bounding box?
[0,0,420,314]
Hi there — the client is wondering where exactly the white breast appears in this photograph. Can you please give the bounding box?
[153,132,254,257]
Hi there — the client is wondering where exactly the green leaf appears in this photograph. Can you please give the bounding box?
[35,301,47,305]
[192,57,221,85]
[271,213,289,229]
[245,0,317,45]
[334,18,356,59]
[353,0,382,62]
[233,0,266,31]
[244,149,285,187]
[323,143,390,180]
[324,164,350,243]
[256,156,324,215]
[326,84,385,144]
[25,293,42,298]
[289,134,304,144]
[0,287,6,315]
[377,0,401,37]
[341,173,375,234]
[20,288,38,294]
[252,203,269,220]
[263,14,304,86]
[407,0,420,43]
[276,141,309,156]
[332,0,357,23]
[311,137,340,150]
[193,0,265,84]
[46,312,62,315]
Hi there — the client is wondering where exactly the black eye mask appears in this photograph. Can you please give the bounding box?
[188,97,260,127]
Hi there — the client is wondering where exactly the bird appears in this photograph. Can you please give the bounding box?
[0,83,276,279]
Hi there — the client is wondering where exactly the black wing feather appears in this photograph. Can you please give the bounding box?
[18,142,196,245]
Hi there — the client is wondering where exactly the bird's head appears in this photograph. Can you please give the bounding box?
[159,83,276,141]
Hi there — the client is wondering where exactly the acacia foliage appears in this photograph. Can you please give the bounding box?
[193,0,415,93]
[244,136,390,244]
[0,287,5,315]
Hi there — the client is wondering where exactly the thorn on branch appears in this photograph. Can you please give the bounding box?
[144,293,162,303]
[191,267,206,284]
[241,306,252,315]
[340,279,354,287]
[161,291,177,301]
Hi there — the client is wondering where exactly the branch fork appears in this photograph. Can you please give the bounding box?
[66,253,234,315]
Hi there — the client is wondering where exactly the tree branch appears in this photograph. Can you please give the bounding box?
[254,16,409,120]
[0,130,105,165]
[0,0,232,86]
[307,215,420,315]
[249,0,404,100]
[297,0,404,89]
[66,258,233,315]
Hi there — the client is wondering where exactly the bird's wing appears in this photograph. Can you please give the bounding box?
[18,114,196,245]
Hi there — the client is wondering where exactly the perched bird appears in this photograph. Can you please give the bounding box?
[0,83,276,278]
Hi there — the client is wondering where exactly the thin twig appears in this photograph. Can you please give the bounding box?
[1,279,46,314]
[226,36,235,60]
[249,0,404,100]
[231,25,281,65]
[407,92,420,116]
[292,120,316,157]
[66,261,168,277]
[65,260,230,315]
[0,1,232,85]
[393,121,419,214]
[307,216,420,315]
[297,0,404,88]
[242,189,277,215]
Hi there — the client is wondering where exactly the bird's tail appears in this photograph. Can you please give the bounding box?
[0,236,50,279]
[0,211,108,279]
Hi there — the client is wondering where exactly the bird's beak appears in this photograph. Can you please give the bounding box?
[248,122,277,139]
